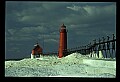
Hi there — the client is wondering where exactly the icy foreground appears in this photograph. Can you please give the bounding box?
[5,53,116,77]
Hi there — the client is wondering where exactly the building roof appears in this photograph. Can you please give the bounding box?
[33,43,42,50]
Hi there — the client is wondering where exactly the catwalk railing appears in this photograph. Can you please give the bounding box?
[44,34,116,59]
[63,34,116,58]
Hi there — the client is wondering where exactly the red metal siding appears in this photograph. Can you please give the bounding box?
[32,50,35,55]
[32,44,43,55]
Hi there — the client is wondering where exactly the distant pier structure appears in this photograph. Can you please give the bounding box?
[58,24,68,58]
[31,42,43,59]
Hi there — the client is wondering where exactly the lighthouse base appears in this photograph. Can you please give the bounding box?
[31,53,40,59]
[31,54,34,59]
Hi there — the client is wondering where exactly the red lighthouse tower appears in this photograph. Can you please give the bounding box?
[58,24,67,58]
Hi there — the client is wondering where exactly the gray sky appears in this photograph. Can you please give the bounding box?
[5,1,116,59]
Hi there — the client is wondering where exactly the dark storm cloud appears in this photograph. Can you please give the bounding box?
[65,3,115,24]
[6,2,68,25]
[6,2,115,28]
[5,1,116,59]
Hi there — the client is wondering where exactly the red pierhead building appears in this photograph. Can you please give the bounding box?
[31,42,43,58]
[58,24,68,58]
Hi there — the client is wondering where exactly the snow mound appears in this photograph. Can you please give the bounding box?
[59,53,83,64]
[5,53,116,77]
[64,52,86,59]
[83,59,116,68]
